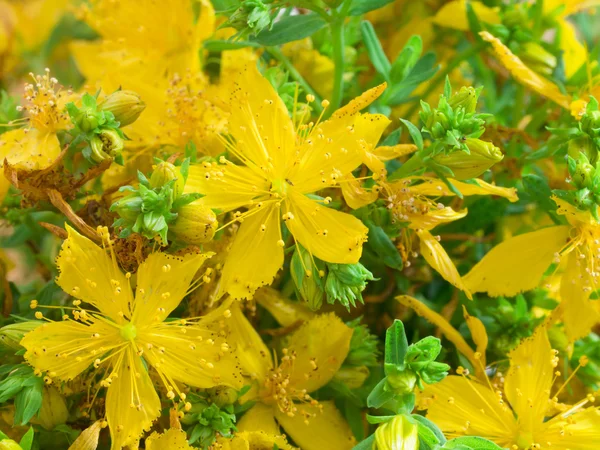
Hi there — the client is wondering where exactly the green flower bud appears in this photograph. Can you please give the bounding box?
[38,387,69,430]
[111,193,143,222]
[99,90,145,127]
[502,7,528,28]
[291,245,324,310]
[0,321,42,350]
[581,111,600,139]
[325,262,375,310]
[170,202,217,245]
[78,110,100,133]
[571,154,595,190]
[433,138,504,179]
[373,415,419,450]
[150,162,185,199]
[333,366,370,389]
[0,439,22,450]
[386,370,417,395]
[520,42,556,77]
[90,129,124,163]
[228,0,272,36]
[448,86,478,114]
[568,136,597,166]
[207,386,238,408]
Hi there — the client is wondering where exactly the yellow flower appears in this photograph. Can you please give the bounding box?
[282,39,335,100]
[21,226,242,450]
[186,64,389,299]
[418,324,600,450]
[215,430,296,450]
[382,176,518,297]
[227,304,356,450]
[0,70,70,202]
[431,0,500,31]
[463,197,600,341]
[145,428,194,450]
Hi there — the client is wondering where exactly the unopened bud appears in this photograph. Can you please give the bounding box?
[150,162,185,199]
[90,129,124,163]
[0,321,42,350]
[207,386,238,407]
[373,414,419,450]
[170,202,217,245]
[386,370,417,395]
[581,110,600,139]
[570,153,596,190]
[99,90,145,127]
[568,136,597,166]
[433,138,503,179]
[448,86,478,114]
[38,387,69,430]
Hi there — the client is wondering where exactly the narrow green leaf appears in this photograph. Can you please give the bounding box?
[385,320,408,368]
[444,436,504,449]
[352,434,375,450]
[399,119,423,151]
[349,0,395,16]
[390,35,422,83]
[19,427,34,450]
[360,21,391,82]
[253,14,326,46]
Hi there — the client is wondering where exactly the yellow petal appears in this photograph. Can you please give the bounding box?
[504,326,553,430]
[418,376,516,447]
[539,406,600,449]
[285,190,367,264]
[0,174,9,204]
[418,229,471,297]
[186,164,270,213]
[331,83,387,119]
[554,195,595,226]
[21,320,121,381]
[228,64,295,178]
[237,404,279,435]
[106,348,161,450]
[218,430,296,450]
[560,253,600,341]
[254,287,315,328]
[407,177,518,202]
[220,203,284,300]
[67,420,103,450]
[353,113,392,176]
[371,144,417,161]
[282,313,353,393]
[396,295,481,377]
[463,225,571,297]
[409,207,467,231]
[131,251,211,327]
[558,19,587,78]
[462,305,488,367]
[479,31,571,109]
[274,401,355,450]
[227,303,273,383]
[432,0,500,31]
[340,174,379,210]
[0,128,61,171]
[56,226,134,324]
[146,428,193,450]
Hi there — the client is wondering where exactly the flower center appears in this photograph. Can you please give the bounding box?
[119,322,137,341]
[515,431,535,449]
[270,178,290,197]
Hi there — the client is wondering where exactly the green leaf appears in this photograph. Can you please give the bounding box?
[522,174,558,214]
[349,0,395,16]
[365,220,403,270]
[360,21,391,82]
[399,119,423,151]
[466,2,484,43]
[390,35,422,83]
[366,378,393,408]
[412,414,446,445]
[444,436,504,449]
[14,379,43,425]
[19,427,34,450]
[253,14,326,46]
[203,39,262,52]
[352,434,375,450]
[385,320,408,368]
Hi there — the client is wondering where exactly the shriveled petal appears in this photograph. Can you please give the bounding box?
[396,296,481,377]
[407,177,518,202]
[106,348,161,450]
[418,376,516,447]
[56,226,133,323]
[479,31,571,109]
[21,319,121,381]
[540,407,600,449]
[138,320,243,389]
[186,163,270,213]
[340,174,379,210]
[0,175,9,204]
[220,203,284,299]
[560,252,600,341]
[418,229,471,297]
[237,404,279,435]
[254,287,315,327]
[285,190,367,264]
[275,401,355,450]
[0,128,61,170]
[504,327,553,430]
[462,305,488,367]
[227,303,273,383]
[146,428,193,450]
[281,313,352,393]
[463,225,571,297]
[132,251,211,327]
[228,65,295,178]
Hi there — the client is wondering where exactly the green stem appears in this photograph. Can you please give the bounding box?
[329,16,346,115]
[404,43,486,120]
[266,47,323,115]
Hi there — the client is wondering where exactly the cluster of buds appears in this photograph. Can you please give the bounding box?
[224,0,274,39]
[111,159,216,245]
[66,90,145,165]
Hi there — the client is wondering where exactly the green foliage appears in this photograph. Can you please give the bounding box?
[325,262,375,310]
[0,365,43,426]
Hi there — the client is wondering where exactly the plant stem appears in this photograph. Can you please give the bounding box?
[329,16,345,115]
[267,47,323,115]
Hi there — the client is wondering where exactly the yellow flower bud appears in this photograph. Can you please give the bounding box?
[0,321,42,350]
[448,86,478,114]
[37,387,69,430]
[0,439,22,450]
[433,138,503,180]
[150,162,185,199]
[386,370,417,395]
[207,386,238,407]
[332,365,370,389]
[170,202,217,245]
[373,415,419,450]
[99,90,146,127]
[90,129,124,163]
